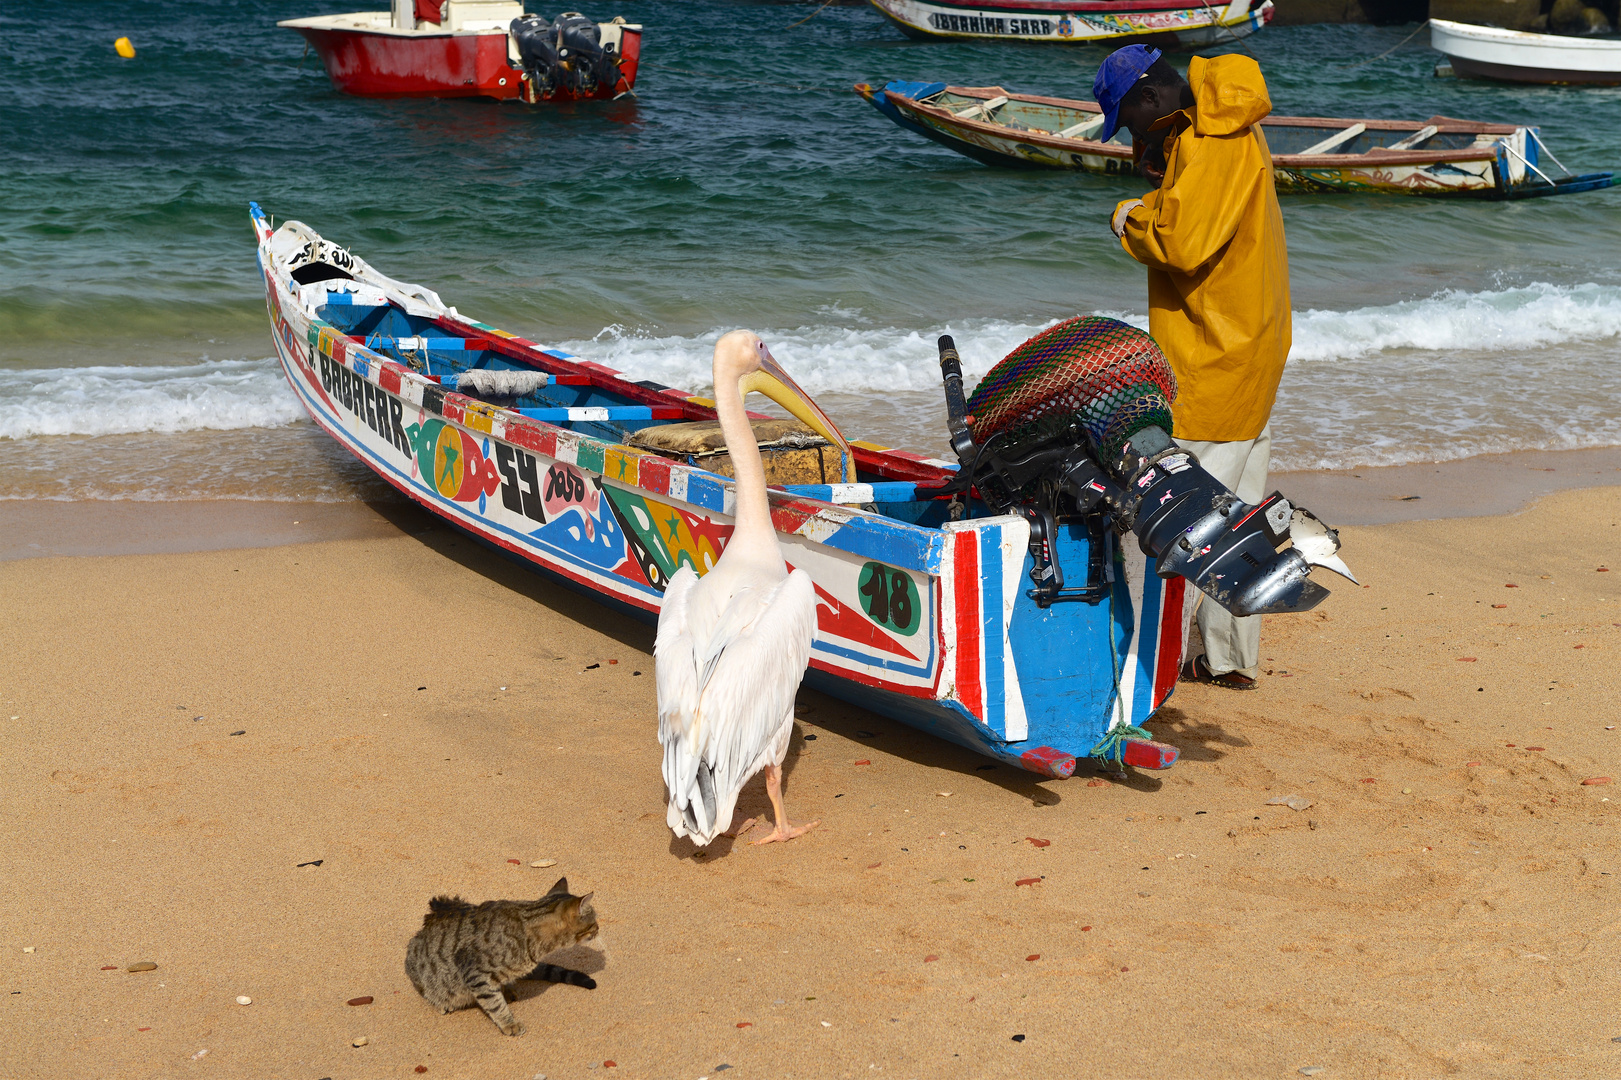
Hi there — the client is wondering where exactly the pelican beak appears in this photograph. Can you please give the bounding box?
[738,342,856,484]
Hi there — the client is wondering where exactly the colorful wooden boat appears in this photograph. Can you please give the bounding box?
[868,0,1273,45]
[251,202,1193,780]
[280,1,641,102]
[1431,18,1621,85]
[857,81,1616,198]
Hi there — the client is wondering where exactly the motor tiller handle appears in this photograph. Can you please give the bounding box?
[937,334,975,460]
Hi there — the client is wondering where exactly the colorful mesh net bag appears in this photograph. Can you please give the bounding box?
[966,316,1177,464]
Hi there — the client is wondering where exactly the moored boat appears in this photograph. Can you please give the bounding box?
[280,0,641,102]
[867,0,1273,46]
[1431,18,1621,85]
[857,80,1616,198]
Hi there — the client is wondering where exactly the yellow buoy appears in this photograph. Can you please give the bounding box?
[114,37,136,59]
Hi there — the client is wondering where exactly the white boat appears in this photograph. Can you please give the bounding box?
[1431,18,1621,85]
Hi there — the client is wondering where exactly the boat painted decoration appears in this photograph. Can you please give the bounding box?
[280,2,640,101]
[868,0,1273,46]
[252,203,1189,780]
[1432,18,1621,86]
[857,82,1616,198]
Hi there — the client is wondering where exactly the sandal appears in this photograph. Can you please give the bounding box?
[1182,653,1258,691]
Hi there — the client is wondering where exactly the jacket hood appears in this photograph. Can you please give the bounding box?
[1187,54,1271,136]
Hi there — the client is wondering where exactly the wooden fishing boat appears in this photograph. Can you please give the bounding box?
[1431,18,1621,85]
[857,80,1616,198]
[280,1,641,102]
[868,0,1273,46]
[251,202,1199,780]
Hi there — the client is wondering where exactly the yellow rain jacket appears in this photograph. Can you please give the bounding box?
[1115,55,1290,443]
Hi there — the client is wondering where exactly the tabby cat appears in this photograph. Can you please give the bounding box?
[404,877,599,1036]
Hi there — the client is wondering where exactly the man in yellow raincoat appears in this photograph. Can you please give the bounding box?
[1094,45,1291,691]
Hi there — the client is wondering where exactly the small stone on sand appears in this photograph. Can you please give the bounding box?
[236,995,251,1005]
[1300,1068,1325,1076]
[1583,777,1612,785]
[1011,1034,1026,1042]
[347,996,373,1006]
[532,859,558,868]
[127,962,156,972]
[352,1036,369,1047]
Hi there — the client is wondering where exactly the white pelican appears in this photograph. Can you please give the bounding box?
[655,330,854,847]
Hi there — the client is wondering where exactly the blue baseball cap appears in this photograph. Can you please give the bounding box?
[1093,44,1163,143]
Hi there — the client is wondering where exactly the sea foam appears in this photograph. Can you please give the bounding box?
[3,283,1617,478]
[0,358,303,441]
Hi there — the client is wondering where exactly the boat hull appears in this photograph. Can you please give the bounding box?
[1432,18,1621,85]
[251,206,1189,780]
[859,82,1614,198]
[868,0,1272,45]
[284,15,641,100]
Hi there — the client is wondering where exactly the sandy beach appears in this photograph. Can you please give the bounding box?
[3,479,1618,1080]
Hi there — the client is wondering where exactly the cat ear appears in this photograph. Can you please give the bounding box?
[576,892,594,912]
[548,876,569,895]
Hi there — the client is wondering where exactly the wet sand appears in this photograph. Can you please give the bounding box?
[2,483,1620,1079]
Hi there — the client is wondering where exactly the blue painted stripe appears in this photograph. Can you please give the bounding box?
[366,336,471,351]
[817,515,944,574]
[518,406,658,422]
[781,482,919,502]
[978,526,1005,734]
[685,474,727,512]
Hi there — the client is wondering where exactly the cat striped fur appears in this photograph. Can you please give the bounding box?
[404,877,598,1036]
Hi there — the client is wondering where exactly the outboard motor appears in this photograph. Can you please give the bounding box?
[932,317,1355,616]
[510,14,564,97]
[509,12,622,99]
[552,12,620,96]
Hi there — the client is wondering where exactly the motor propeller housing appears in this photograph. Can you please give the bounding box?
[935,317,1354,615]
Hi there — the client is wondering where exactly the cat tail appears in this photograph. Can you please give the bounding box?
[524,962,597,989]
[427,894,473,914]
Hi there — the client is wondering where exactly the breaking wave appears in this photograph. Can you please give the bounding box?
[0,357,302,441]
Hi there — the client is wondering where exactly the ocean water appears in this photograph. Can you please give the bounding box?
[2,1,1619,501]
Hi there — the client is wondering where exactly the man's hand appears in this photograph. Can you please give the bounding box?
[1111,199,1144,238]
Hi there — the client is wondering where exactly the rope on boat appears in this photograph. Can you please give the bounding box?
[1338,20,1431,69]
[1196,0,1260,58]
[787,0,843,29]
[1090,724,1156,764]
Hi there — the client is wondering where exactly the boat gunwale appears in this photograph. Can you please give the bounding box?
[885,85,1520,167]
[253,218,961,568]
[276,11,642,36]
[1431,17,1621,52]
[876,0,1252,16]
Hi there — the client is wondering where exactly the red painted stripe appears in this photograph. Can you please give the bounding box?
[1153,577,1186,705]
[637,454,671,495]
[953,532,983,720]
[378,363,404,395]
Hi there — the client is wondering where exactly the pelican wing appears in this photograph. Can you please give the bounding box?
[655,568,818,844]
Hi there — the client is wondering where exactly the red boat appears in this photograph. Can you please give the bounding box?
[280,0,641,102]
